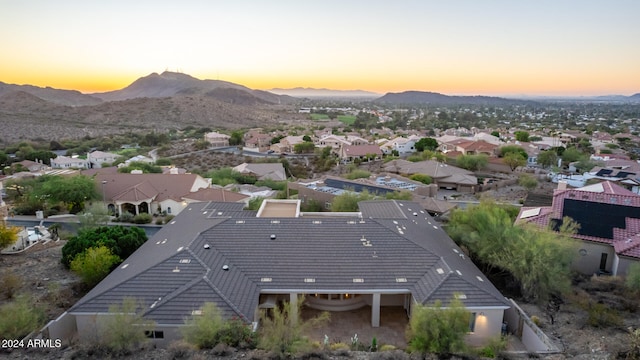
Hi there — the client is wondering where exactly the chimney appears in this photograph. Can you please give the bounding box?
[557,180,567,190]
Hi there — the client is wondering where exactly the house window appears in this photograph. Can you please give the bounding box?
[469,313,477,332]
[167,207,172,214]
[145,330,164,339]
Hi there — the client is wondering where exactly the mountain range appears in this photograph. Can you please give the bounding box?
[268,87,379,98]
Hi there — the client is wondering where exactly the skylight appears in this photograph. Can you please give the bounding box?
[303,278,316,283]
[520,208,541,219]
[352,278,364,283]
[179,259,191,264]
[396,277,407,282]
[261,277,273,282]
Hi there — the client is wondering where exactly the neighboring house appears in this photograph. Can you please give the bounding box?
[47,200,509,347]
[121,155,154,166]
[517,181,640,276]
[50,155,89,169]
[339,144,383,162]
[204,131,231,147]
[380,135,420,155]
[442,139,497,156]
[243,133,272,153]
[383,159,477,193]
[232,163,287,181]
[95,172,220,216]
[271,135,305,153]
[12,159,49,172]
[87,151,119,169]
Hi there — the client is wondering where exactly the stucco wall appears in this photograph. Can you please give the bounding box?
[573,241,615,275]
[466,308,505,345]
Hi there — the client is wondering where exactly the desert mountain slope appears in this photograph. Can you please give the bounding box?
[0,82,103,106]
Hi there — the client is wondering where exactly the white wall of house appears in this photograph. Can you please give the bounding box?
[190,177,211,192]
[465,308,505,345]
[573,241,615,275]
[612,255,638,276]
[159,199,187,215]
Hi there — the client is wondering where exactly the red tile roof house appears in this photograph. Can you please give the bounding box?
[339,144,383,163]
[42,200,510,348]
[517,181,640,276]
[95,172,248,216]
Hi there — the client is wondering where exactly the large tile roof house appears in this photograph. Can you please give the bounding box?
[517,181,640,276]
[48,200,509,347]
[383,159,477,193]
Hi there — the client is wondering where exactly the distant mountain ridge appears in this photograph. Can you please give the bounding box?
[92,71,293,105]
[0,81,102,106]
[374,91,530,105]
[269,87,379,98]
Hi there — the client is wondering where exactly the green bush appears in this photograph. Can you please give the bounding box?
[258,297,330,357]
[0,295,46,339]
[132,213,152,224]
[587,302,623,328]
[70,246,121,287]
[118,211,134,223]
[407,297,470,355]
[476,336,507,358]
[345,169,371,180]
[101,297,156,353]
[61,225,147,268]
[409,173,432,185]
[181,302,226,349]
[626,263,640,292]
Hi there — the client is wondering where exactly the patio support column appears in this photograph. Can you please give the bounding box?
[117,203,123,216]
[289,293,298,325]
[134,204,139,215]
[371,293,381,327]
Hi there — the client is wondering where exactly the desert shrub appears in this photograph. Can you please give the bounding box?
[101,297,156,353]
[406,297,470,355]
[181,302,226,349]
[0,295,46,339]
[626,263,640,292]
[255,179,287,191]
[118,211,134,223]
[246,197,265,211]
[587,302,623,328]
[167,340,196,359]
[369,350,409,360]
[476,336,508,358]
[329,342,350,351]
[71,245,121,287]
[217,317,257,349]
[379,344,396,351]
[155,218,164,225]
[258,297,330,357]
[345,169,371,180]
[530,315,541,326]
[61,225,147,268]
[409,173,432,184]
[1,272,22,299]
[132,213,152,224]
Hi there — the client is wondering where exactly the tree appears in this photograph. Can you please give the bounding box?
[246,197,265,211]
[503,152,527,171]
[455,154,488,171]
[515,131,530,142]
[70,245,121,287]
[491,131,500,138]
[293,141,315,154]
[414,137,439,152]
[330,190,375,212]
[561,147,584,165]
[0,224,20,249]
[78,203,111,231]
[302,135,312,142]
[117,161,162,174]
[0,294,46,339]
[537,150,559,168]
[499,145,527,159]
[101,297,156,352]
[407,297,470,355]
[229,130,244,146]
[37,175,99,213]
[61,225,148,268]
[446,200,576,303]
[258,297,329,357]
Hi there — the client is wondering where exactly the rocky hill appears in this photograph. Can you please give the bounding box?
[375,90,528,105]
[0,73,301,144]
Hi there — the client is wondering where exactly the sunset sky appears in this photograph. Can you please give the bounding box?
[1,0,639,96]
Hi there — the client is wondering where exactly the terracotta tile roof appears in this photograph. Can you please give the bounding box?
[182,188,249,202]
[342,144,382,157]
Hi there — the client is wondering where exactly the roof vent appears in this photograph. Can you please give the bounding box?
[270,234,277,240]
[172,267,180,273]
[177,246,184,252]
[436,268,444,274]
[396,277,407,283]
[222,265,229,271]
[304,278,316,283]
[261,277,272,282]
[352,278,365,283]
[204,244,211,249]
[179,259,191,264]
[191,309,202,316]
[476,276,484,282]
[413,212,418,216]
[121,263,129,269]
